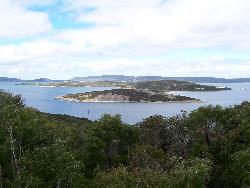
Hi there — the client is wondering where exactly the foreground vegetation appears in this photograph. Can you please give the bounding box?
[0,90,249,187]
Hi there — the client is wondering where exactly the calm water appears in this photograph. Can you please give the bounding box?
[1,82,250,124]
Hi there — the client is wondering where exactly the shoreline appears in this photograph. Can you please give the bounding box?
[54,96,202,104]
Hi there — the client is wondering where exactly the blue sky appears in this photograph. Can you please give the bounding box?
[0,0,250,79]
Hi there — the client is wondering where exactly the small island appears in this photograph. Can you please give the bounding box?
[55,89,200,103]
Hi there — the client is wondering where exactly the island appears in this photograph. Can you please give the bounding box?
[55,89,200,103]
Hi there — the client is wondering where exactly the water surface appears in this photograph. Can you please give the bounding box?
[1,82,250,124]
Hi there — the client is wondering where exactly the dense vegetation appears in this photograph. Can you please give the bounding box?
[0,90,249,187]
[61,89,197,102]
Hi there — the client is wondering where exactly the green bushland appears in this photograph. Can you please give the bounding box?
[0,90,249,187]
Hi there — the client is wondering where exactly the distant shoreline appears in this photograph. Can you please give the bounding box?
[16,80,232,92]
[3,75,250,84]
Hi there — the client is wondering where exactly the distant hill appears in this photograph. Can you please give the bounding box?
[0,77,64,82]
[0,77,22,82]
[2,75,250,83]
[71,75,135,82]
[70,75,250,83]
[165,77,250,83]
[30,78,54,82]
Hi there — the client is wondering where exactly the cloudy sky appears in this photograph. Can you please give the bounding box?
[0,0,250,79]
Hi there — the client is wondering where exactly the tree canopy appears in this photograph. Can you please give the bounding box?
[0,90,249,187]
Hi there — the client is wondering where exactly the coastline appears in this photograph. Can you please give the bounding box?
[54,96,202,104]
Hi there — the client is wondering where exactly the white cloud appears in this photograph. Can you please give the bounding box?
[77,58,250,78]
[1,51,250,79]
[0,0,52,39]
[14,0,57,7]
[0,40,65,62]
[61,0,250,52]
[1,0,250,78]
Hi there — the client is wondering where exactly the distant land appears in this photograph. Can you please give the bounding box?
[0,77,65,82]
[70,75,250,83]
[0,77,22,82]
[1,75,250,83]
[18,80,231,92]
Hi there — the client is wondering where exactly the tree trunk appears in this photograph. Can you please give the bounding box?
[205,122,211,146]
[7,124,21,183]
[56,178,61,188]
[0,165,3,188]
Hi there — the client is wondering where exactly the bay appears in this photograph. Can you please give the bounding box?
[1,82,250,124]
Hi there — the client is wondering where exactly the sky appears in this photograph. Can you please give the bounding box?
[0,0,250,79]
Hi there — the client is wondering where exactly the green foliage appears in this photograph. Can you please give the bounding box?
[21,140,86,187]
[129,145,165,170]
[137,115,166,148]
[0,91,88,187]
[230,147,250,187]
[0,90,24,108]
[95,166,171,188]
[170,158,212,188]
[83,114,138,176]
[0,90,249,187]
[95,158,211,188]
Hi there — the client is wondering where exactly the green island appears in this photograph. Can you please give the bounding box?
[0,90,249,187]
[56,89,199,103]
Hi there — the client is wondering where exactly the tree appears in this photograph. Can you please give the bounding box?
[230,147,250,187]
[83,114,138,176]
[170,158,212,188]
[137,115,166,148]
[129,145,165,171]
[21,140,86,187]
